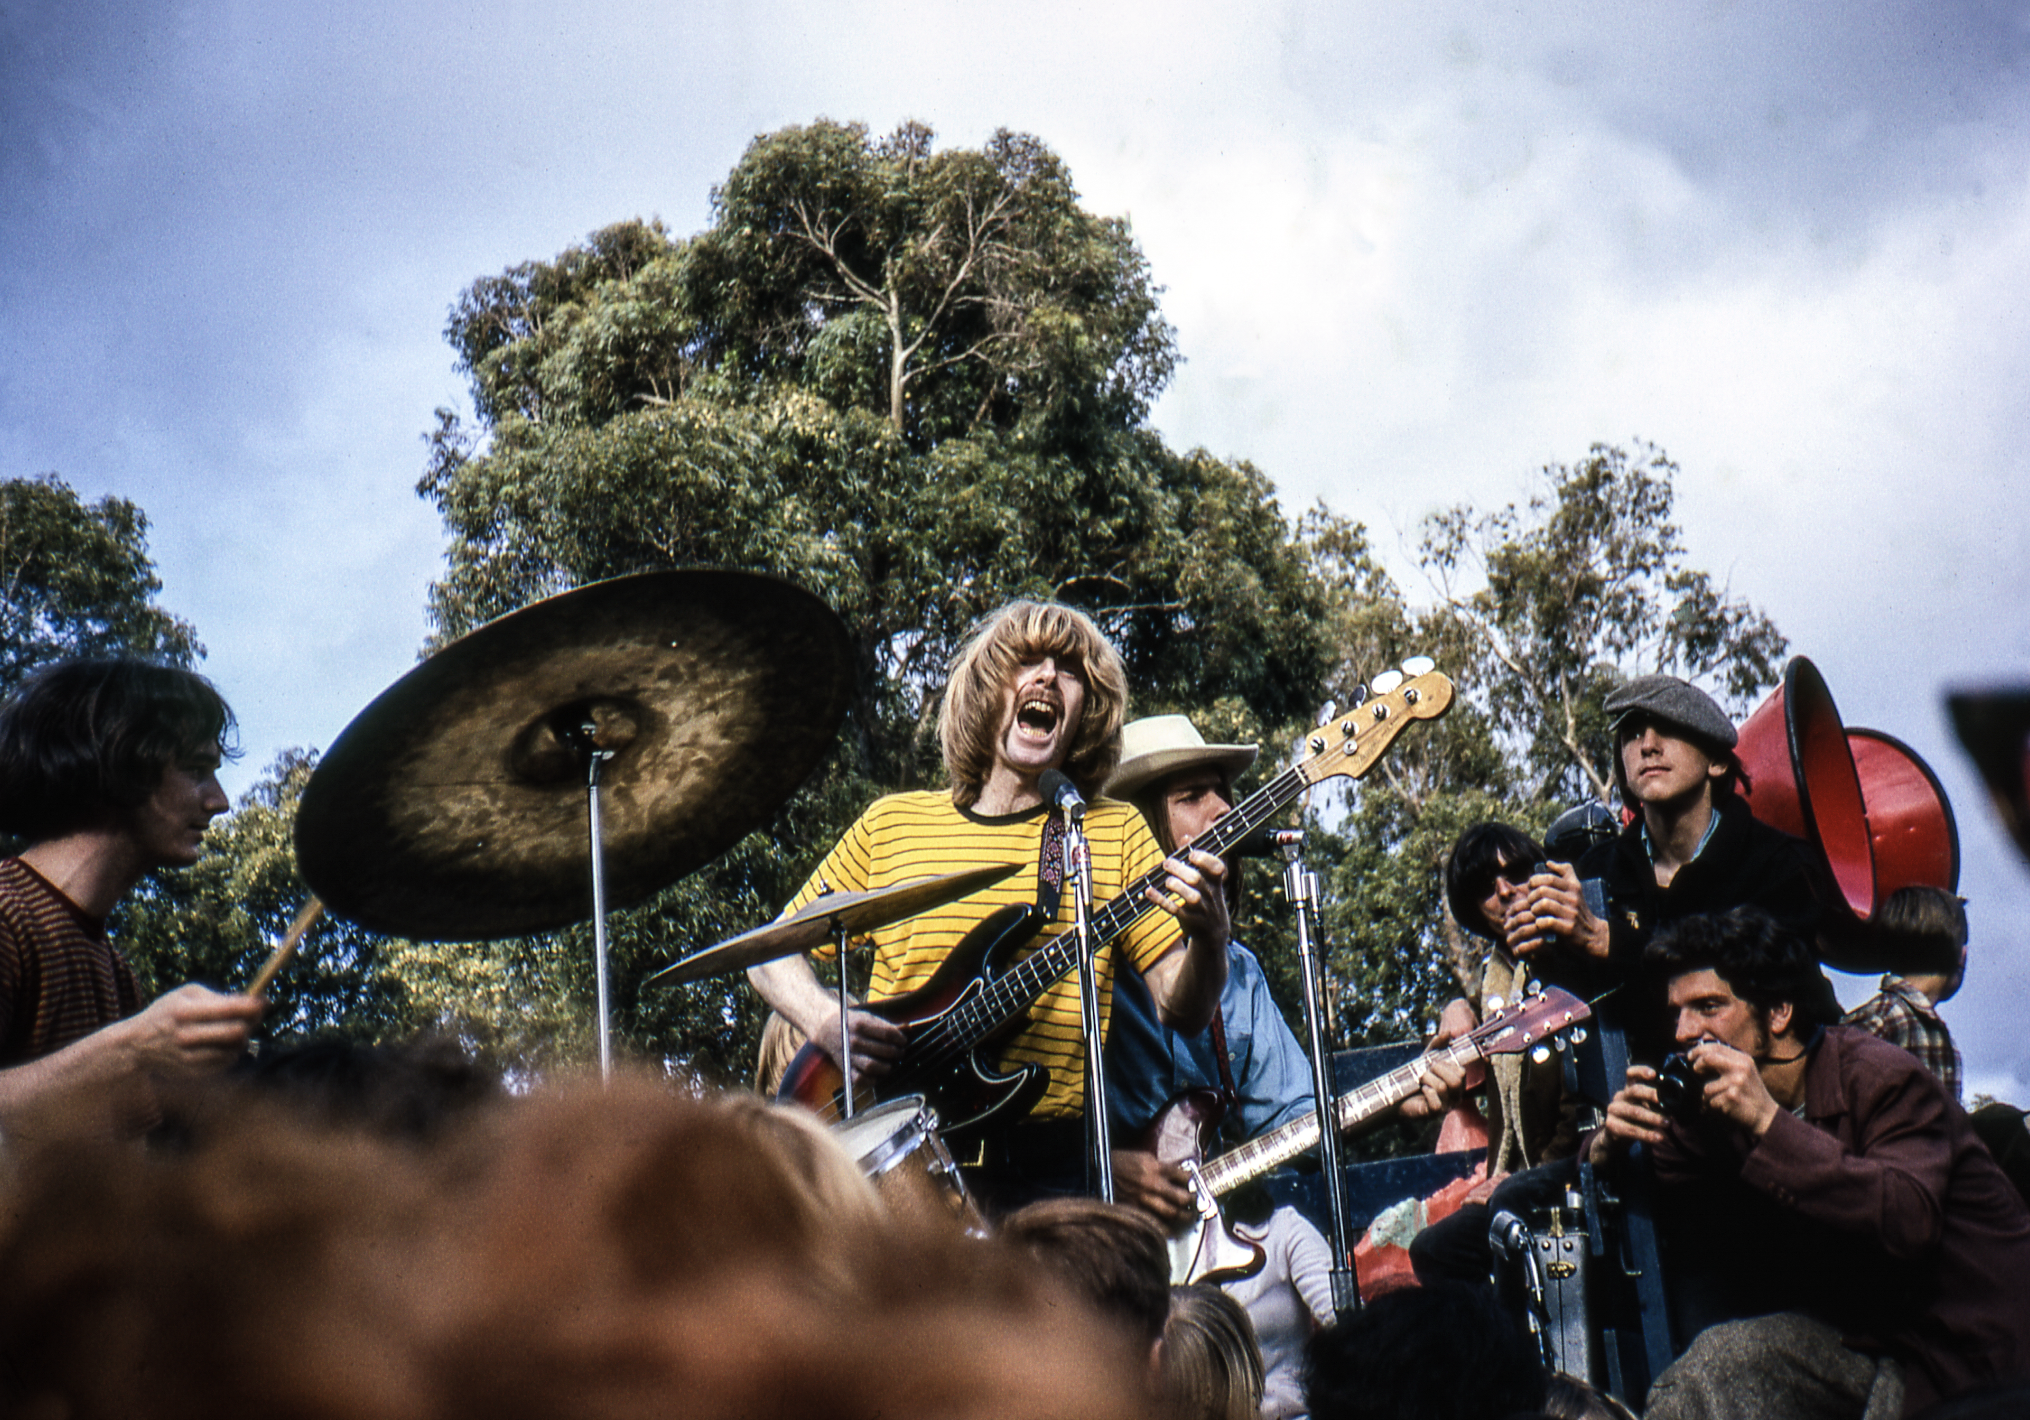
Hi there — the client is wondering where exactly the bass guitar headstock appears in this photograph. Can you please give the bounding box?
[1293,659,1455,789]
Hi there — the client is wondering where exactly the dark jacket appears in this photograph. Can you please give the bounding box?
[1566,795,1822,1058]
[1643,1027,2030,1415]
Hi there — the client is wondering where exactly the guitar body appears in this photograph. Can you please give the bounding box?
[777,902,1053,1141]
[1140,1090,1267,1286]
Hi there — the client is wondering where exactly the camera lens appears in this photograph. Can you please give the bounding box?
[1654,1053,1704,1124]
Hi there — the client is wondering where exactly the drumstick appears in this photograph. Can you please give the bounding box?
[248,897,323,997]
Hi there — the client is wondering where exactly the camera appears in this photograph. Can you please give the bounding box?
[1653,1052,1706,1124]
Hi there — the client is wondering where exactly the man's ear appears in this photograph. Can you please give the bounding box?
[1768,1000,1795,1039]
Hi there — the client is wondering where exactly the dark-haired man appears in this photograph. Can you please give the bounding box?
[0,660,266,1143]
[1593,908,2030,1417]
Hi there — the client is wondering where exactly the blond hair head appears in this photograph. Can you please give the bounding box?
[938,601,1128,809]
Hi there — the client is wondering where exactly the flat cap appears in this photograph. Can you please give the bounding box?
[1604,674,1738,749]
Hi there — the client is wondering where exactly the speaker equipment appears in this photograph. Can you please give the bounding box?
[1847,728,1960,899]
[1737,657,1876,920]
[1738,658,1963,969]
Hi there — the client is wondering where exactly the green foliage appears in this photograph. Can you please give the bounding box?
[408,121,1332,1080]
[0,474,200,696]
[1306,442,1790,1043]
[1419,441,1788,807]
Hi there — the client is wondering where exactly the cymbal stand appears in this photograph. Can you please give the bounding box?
[562,717,619,1081]
[1282,831,1360,1317]
[826,905,858,1120]
[1066,807,1114,1202]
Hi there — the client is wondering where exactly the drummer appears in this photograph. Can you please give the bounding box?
[0,660,266,1145]
[748,600,1231,1209]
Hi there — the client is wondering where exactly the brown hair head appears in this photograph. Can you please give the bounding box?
[938,601,1127,809]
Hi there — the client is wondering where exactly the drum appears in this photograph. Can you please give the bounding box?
[832,1095,984,1236]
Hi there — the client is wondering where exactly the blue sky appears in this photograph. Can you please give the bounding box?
[4,0,2027,1095]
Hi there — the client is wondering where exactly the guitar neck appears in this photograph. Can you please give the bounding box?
[972,764,1314,1035]
[1196,1035,1482,1197]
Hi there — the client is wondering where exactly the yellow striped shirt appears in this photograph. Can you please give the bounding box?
[785,791,1180,1118]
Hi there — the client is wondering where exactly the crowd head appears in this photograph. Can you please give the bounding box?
[0,1074,1157,1420]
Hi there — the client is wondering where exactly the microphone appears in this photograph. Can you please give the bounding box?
[1038,768,1086,820]
[1488,1210,1532,1260]
[1227,827,1304,860]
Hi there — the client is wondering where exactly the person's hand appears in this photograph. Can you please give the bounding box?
[1112,1149,1197,1230]
[813,1004,907,1081]
[122,984,265,1078]
[1465,1168,1512,1206]
[1687,1039,1780,1137]
[1505,862,1610,961]
[1149,846,1230,950]
[1431,997,1480,1045]
[1398,1050,1469,1120]
[1591,1064,1669,1164]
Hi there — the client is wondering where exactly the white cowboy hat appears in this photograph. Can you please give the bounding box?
[1104,715,1259,800]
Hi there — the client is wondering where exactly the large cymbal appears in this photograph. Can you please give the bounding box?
[296,570,854,940]
[645,863,1022,986]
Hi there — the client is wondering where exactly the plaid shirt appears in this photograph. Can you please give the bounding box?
[1843,976,1962,1103]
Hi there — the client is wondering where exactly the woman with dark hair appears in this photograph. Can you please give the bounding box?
[0,658,264,1146]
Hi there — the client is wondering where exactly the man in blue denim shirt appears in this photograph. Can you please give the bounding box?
[1097,716,1316,1226]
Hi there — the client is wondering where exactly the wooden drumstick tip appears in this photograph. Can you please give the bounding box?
[248,897,323,998]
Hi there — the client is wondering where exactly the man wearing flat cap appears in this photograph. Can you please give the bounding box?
[1507,674,1822,1026]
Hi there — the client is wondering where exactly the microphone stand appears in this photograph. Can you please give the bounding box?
[1282,831,1360,1317]
[1064,802,1114,1202]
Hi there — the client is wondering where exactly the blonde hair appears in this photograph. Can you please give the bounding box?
[938,601,1128,809]
[1161,1285,1265,1420]
[753,1011,806,1097]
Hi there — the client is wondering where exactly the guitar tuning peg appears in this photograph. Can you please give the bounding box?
[1369,669,1404,694]
[1530,1044,1553,1065]
[1316,700,1337,727]
[1350,683,1369,706]
[1569,1027,1588,1047]
[1401,655,1435,675]
[1551,1036,1568,1053]
[1524,979,1542,996]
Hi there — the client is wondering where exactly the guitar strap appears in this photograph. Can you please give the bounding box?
[1208,1010,1240,1112]
[1035,806,1067,922]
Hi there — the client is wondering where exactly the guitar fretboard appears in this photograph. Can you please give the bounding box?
[1196,1036,1481,1195]
[905,760,1314,1070]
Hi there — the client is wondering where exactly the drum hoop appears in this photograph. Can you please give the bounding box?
[845,1095,933,1179]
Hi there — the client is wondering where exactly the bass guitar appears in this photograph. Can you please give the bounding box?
[1161,985,1593,1283]
[779,663,1455,1140]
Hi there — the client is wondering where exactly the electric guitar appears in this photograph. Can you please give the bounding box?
[1161,985,1593,1282]
[779,664,1456,1140]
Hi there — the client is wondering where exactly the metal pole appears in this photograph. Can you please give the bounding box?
[833,917,856,1120]
[1283,833,1360,1316]
[586,747,614,1081]
[1065,810,1113,1202]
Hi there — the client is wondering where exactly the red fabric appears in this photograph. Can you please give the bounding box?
[1352,1165,1488,1296]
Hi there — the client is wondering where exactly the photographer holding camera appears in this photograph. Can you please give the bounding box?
[1590,908,2030,1419]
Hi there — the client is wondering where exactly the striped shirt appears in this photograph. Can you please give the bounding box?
[786,792,1181,1118]
[0,857,142,1065]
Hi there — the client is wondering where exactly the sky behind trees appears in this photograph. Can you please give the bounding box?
[3,1,2026,1095]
